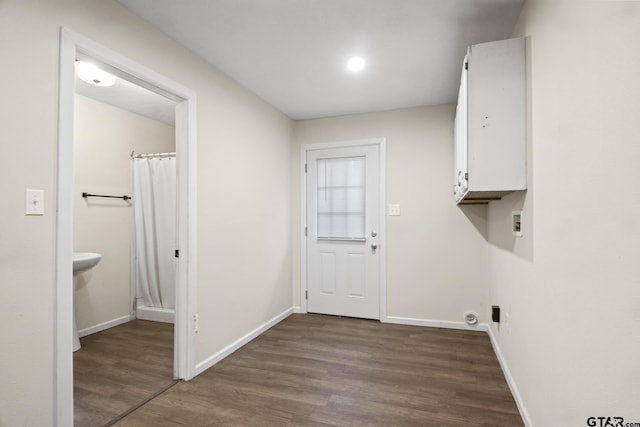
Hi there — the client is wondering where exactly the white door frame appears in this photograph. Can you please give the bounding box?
[56,28,198,426]
[300,138,387,320]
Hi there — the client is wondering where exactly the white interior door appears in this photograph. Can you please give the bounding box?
[306,144,381,319]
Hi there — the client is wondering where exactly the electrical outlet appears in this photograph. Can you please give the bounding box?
[193,313,199,333]
[388,204,401,216]
[492,305,501,323]
[512,210,523,237]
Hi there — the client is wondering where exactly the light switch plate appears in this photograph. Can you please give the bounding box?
[25,189,44,215]
[388,204,401,216]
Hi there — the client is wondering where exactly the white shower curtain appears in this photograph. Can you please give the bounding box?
[133,156,176,310]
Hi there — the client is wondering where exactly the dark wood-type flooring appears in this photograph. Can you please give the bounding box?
[113,314,523,426]
[74,319,175,426]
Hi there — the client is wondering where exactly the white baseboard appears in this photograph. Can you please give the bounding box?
[136,306,175,323]
[486,326,532,427]
[292,306,305,314]
[194,307,294,376]
[78,314,134,338]
[384,315,489,332]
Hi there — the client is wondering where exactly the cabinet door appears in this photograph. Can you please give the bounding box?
[467,37,526,191]
[454,54,469,201]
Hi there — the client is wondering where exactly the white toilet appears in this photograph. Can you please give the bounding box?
[72,253,102,351]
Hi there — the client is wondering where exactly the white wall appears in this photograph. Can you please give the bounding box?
[0,1,292,425]
[488,1,640,425]
[5,1,638,425]
[73,94,175,331]
[292,106,489,324]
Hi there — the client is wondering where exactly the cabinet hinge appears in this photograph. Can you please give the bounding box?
[304,163,307,173]
[464,172,468,180]
[305,290,308,300]
[174,249,179,258]
[304,226,308,236]
[464,62,468,70]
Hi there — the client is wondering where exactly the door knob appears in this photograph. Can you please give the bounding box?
[371,243,378,250]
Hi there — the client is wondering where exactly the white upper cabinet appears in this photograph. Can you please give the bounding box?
[454,37,526,205]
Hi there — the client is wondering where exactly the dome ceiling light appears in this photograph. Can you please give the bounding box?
[77,61,117,87]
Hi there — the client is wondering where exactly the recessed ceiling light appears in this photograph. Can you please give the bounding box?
[77,61,117,87]
[347,56,365,72]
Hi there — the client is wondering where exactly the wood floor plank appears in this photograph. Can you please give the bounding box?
[74,319,174,426]
[113,314,522,426]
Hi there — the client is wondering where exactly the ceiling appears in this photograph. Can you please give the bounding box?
[84,0,523,122]
[75,66,176,126]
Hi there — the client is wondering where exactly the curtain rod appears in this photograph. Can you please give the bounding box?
[130,151,176,159]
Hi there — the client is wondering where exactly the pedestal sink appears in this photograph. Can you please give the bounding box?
[72,252,101,351]
[73,252,102,274]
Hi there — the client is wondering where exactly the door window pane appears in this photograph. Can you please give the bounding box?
[317,156,365,239]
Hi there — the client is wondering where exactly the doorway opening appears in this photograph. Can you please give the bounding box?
[57,28,197,425]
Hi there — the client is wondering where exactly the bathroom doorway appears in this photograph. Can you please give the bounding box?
[72,67,177,425]
[57,29,197,425]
